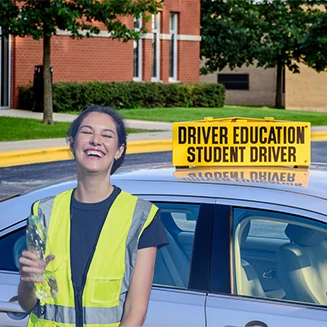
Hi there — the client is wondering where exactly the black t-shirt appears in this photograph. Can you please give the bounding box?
[70,186,168,288]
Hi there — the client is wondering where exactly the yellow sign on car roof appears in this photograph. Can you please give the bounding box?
[172,117,311,167]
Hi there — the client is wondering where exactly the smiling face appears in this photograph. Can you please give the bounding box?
[71,112,125,175]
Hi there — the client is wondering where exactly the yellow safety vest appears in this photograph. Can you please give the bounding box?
[27,189,158,327]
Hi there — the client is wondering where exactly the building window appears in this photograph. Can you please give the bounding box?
[133,17,143,81]
[217,74,249,90]
[152,13,160,81]
[0,27,10,108]
[169,13,178,81]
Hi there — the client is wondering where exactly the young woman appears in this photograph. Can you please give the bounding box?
[18,105,168,327]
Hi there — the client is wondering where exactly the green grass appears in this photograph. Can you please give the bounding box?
[0,117,151,142]
[2,105,327,142]
[116,106,327,126]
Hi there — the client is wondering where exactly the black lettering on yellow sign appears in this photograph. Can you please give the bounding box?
[250,146,296,163]
[187,146,246,163]
[178,126,228,145]
[175,123,307,165]
[233,126,305,144]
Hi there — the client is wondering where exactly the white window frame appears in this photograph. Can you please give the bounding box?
[133,17,143,82]
[169,13,178,82]
[0,27,11,109]
[151,13,161,82]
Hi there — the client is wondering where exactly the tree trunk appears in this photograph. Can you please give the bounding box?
[42,35,53,125]
[275,62,284,109]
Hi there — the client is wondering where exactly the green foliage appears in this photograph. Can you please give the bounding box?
[200,0,327,108]
[255,0,324,73]
[0,0,163,41]
[201,0,325,75]
[201,0,261,74]
[19,81,226,111]
[301,10,327,72]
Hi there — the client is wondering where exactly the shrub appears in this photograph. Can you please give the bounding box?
[18,81,225,112]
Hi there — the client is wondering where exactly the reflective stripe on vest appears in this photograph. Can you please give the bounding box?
[28,189,157,326]
[31,302,124,324]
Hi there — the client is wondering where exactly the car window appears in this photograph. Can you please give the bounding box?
[0,227,25,272]
[232,207,327,307]
[248,219,288,240]
[161,209,197,232]
[152,202,200,289]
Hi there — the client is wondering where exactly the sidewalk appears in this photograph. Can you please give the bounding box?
[1,109,327,167]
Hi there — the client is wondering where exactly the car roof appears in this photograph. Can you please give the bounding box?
[1,163,327,233]
[2,162,327,201]
[112,163,327,200]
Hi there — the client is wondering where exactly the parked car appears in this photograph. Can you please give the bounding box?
[1,162,327,327]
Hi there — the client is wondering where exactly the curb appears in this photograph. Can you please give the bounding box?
[0,130,327,168]
[311,131,327,142]
[0,139,173,168]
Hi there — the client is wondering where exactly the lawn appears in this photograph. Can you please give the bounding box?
[116,105,327,126]
[0,117,149,142]
[2,105,327,142]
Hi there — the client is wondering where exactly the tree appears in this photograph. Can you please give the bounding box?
[201,0,324,109]
[0,0,162,124]
[301,8,327,72]
[201,0,261,72]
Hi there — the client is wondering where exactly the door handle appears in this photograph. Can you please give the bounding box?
[0,301,26,313]
[224,320,268,327]
[245,321,268,327]
[0,300,28,320]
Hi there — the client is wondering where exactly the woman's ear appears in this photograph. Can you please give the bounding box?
[114,144,125,160]
[69,137,75,156]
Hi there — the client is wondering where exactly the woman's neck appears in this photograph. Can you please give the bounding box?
[74,174,113,203]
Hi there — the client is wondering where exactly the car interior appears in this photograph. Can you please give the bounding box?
[0,227,25,272]
[13,235,26,270]
[153,211,193,289]
[237,216,327,307]
[237,221,266,298]
[277,224,327,305]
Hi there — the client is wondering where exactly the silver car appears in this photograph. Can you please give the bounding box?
[1,163,327,327]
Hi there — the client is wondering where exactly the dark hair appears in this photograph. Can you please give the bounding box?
[67,104,127,174]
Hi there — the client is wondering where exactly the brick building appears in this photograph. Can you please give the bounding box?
[0,0,200,110]
[201,64,327,112]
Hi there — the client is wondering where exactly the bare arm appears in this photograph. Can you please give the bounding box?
[120,247,157,326]
[18,250,54,312]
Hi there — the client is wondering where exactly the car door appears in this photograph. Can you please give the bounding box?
[207,198,327,327]
[0,221,29,327]
[142,195,215,327]
[0,189,214,327]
